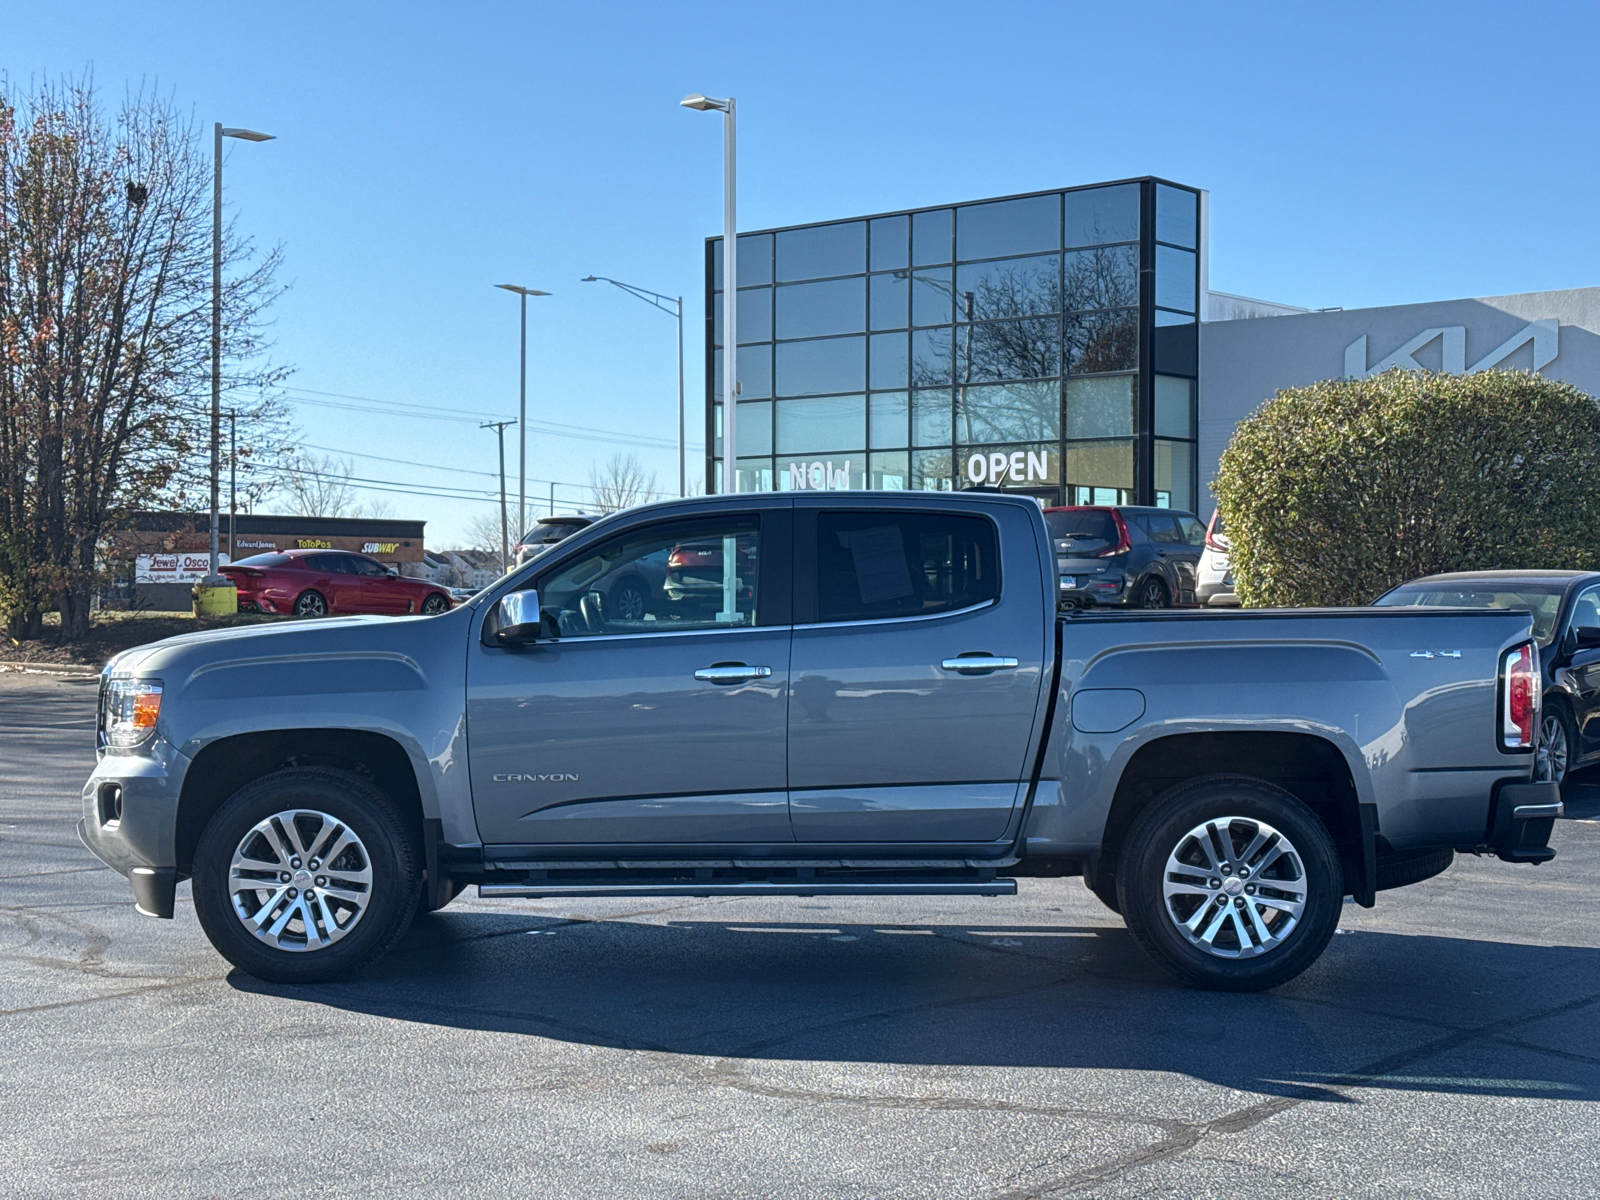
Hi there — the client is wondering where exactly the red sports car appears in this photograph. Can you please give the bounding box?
[219,550,454,618]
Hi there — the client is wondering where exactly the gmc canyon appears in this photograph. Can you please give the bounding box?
[80,492,1560,991]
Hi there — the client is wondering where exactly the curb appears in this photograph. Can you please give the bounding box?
[0,660,100,677]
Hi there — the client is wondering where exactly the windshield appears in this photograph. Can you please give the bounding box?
[1372,584,1567,643]
[230,553,289,568]
[1045,509,1117,554]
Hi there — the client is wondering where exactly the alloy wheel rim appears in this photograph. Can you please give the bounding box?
[1162,815,1306,959]
[1538,715,1568,783]
[227,809,373,952]
[423,596,447,614]
[616,587,645,620]
[296,594,324,616]
[1141,582,1165,607]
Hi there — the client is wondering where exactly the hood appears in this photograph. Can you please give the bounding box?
[104,614,429,678]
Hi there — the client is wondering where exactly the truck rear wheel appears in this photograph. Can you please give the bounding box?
[1116,776,1343,992]
[192,767,421,984]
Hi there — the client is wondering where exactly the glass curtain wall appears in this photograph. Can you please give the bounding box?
[708,178,1201,511]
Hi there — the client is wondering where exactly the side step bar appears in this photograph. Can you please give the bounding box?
[480,880,1017,899]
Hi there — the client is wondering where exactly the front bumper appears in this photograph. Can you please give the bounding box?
[77,738,191,918]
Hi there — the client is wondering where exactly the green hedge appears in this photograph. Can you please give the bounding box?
[1212,369,1600,607]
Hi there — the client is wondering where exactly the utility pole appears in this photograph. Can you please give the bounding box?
[482,421,514,570]
[227,409,237,564]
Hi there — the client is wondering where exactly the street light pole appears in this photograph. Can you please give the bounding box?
[228,409,237,564]
[581,276,685,496]
[681,93,737,497]
[209,123,274,583]
[496,284,551,542]
[481,420,514,570]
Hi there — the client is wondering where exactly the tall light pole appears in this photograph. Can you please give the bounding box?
[481,420,514,569]
[581,276,685,497]
[681,93,737,497]
[209,124,274,584]
[495,284,551,541]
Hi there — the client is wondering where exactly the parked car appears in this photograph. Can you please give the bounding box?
[1045,505,1206,609]
[513,514,595,567]
[1197,509,1237,607]
[84,493,1559,993]
[219,550,453,617]
[1374,570,1600,784]
[664,535,758,613]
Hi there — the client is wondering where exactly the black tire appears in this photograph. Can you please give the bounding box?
[1376,847,1455,892]
[293,590,328,618]
[1116,775,1343,992]
[421,593,450,616]
[1537,702,1575,785]
[192,767,421,984]
[1136,577,1170,609]
[609,576,649,622]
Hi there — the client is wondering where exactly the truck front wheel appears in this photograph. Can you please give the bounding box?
[192,767,421,984]
[1116,776,1343,992]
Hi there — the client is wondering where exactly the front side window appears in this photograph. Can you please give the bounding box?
[1570,586,1600,639]
[814,510,999,624]
[537,518,759,637]
[349,556,388,577]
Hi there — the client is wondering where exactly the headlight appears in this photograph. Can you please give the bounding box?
[102,679,163,747]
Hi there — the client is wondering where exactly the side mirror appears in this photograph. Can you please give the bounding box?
[484,589,542,648]
[385,567,399,578]
[1576,626,1600,650]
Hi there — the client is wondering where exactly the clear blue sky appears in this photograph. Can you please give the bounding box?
[9,0,1598,545]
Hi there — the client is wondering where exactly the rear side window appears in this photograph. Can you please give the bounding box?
[1177,516,1206,546]
[305,554,346,573]
[1140,513,1184,544]
[814,511,999,623]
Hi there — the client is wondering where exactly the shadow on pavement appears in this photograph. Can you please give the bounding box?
[231,908,1600,1105]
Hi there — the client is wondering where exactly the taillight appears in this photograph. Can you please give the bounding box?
[1205,512,1228,553]
[1502,644,1539,749]
[1094,510,1132,558]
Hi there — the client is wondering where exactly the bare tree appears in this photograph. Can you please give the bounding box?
[462,508,509,572]
[0,77,289,639]
[273,451,357,518]
[588,452,658,514]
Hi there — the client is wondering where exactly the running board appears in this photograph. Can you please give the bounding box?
[479,880,1017,899]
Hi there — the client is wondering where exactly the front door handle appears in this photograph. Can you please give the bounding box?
[940,655,1020,674]
[695,664,773,684]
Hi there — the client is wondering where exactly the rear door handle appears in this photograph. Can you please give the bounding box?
[941,655,1020,674]
[694,664,773,684]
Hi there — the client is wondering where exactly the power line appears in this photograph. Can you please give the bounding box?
[271,387,703,451]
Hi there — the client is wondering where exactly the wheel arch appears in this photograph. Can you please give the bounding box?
[176,728,425,876]
[1092,731,1370,905]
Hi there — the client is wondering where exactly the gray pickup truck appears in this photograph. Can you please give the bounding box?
[80,493,1561,991]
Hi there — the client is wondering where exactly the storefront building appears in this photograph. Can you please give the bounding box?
[1198,286,1600,518]
[705,177,1206,511]
[107,512,427,610]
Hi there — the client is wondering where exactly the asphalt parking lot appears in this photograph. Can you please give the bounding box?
[3,670,1599,1199]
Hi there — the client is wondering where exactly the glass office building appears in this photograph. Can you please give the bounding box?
[707,177,1203,510]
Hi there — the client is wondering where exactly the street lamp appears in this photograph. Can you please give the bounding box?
[680,93,737,497]
[582,276,685,497]
[495,283,551,540]
[208,124,275,585]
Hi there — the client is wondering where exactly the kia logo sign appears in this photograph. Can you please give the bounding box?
[965,450,1052,486]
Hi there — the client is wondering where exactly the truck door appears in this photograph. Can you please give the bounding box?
[466,506,793,846]
[787,500,1047,844]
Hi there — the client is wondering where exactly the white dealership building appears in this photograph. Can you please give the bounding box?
[1198,284,1600,518]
